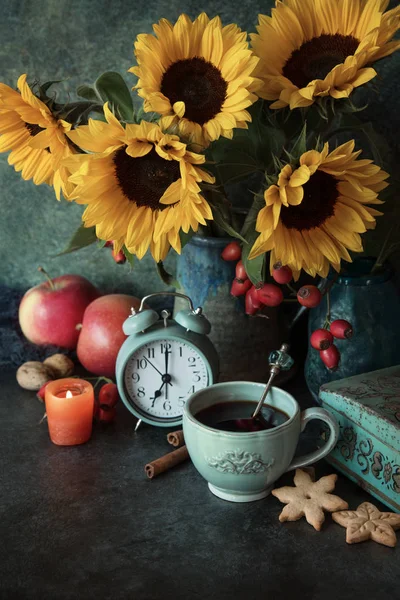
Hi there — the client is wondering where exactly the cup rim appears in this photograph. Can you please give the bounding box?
[184,381,299,437]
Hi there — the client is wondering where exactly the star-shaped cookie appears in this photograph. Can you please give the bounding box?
[272,468,348,531]
[332,502,400,547]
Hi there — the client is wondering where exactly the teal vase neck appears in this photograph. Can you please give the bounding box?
[328,257,393,286]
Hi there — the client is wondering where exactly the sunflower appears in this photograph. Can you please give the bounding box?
[0,74,75,199]
[251,0,400,110]
[64,104,215,261]
[130,13,260,149]
[249,141,389,278]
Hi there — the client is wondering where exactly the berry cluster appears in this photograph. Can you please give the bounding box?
[222,242,323,316]
[222,242,354,372]
[310,320,353,371]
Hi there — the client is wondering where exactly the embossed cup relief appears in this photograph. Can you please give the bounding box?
[205,449,274,475]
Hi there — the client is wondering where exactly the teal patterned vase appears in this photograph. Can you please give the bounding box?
[305,257,400,403]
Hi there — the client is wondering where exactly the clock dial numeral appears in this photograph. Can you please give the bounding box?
[160,342,172,353]
[123,339,209,420]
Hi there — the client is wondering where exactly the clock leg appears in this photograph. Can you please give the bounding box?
[134,419,142,432]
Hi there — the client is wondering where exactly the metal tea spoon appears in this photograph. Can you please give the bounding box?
[251,343,294,429]
[222,344,294,432]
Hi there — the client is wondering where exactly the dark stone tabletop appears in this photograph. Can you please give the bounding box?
[1,367,398,600]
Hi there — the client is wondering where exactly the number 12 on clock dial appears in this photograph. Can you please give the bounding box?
[123,339,209,419]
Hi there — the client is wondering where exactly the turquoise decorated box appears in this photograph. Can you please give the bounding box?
[319,366,400,513]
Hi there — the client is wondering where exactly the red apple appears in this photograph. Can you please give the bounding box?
[77,294,141,378]
[19,268,100,349]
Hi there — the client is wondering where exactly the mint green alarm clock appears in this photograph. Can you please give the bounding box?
[116,292,219,428]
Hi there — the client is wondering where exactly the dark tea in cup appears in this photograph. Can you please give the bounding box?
[195,400,289,432]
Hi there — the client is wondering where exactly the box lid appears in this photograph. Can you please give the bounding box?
[319,366,400,453]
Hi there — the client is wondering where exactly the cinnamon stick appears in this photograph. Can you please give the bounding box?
[145,445,189,479]
[167,429,185,447]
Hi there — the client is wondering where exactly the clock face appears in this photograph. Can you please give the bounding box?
[123,338,209,420]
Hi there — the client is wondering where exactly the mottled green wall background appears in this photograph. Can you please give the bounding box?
[0,0,399,297]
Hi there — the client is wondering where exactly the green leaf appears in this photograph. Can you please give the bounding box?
[77,85,100,103]
[210,203,247,243]
[94,71,134,122]
[122,246,135,268]
[179,228,195,250]
[56,225,97,256]
[242,230,266,286]
[156,261,180,288]
[290,122,307,160]
[97,239,107,249]
[40,80,63,94]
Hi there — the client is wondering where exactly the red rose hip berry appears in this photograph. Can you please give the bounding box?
[330,319,353,339]
[248,285,263,309]
[98,382,119,408]
[272,262,293,285]
[297,285,322,308]
[320,345,341,371]
[310,328,334,350]
[256,283,284,307]
[221,241,241,262]
[245,289,259,315]
[230,278,252,297]
[98,405,117,423]
[235,260,247,281]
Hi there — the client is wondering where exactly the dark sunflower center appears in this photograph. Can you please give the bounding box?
[160,56,228,125]
[283,34,359,88]
[280,170,338,231]
[113,147,180,211]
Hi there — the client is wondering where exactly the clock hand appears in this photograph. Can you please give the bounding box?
[151,385,164,407]
[165,349,170,400]
[144,356,172,386]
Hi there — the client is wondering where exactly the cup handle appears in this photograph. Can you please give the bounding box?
[285,407,339,472]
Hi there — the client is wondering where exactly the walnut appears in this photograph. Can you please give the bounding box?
[43,354,74,378]
[16,361,55,391]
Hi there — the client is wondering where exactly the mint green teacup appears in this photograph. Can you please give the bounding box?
[183,382,339,503]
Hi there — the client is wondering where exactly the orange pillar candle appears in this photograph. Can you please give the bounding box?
[45,378,94,446]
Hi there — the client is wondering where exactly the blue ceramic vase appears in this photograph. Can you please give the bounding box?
[305,257,400,403]
[174,235,288,383]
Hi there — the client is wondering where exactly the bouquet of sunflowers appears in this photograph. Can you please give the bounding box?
[0,0,399,290]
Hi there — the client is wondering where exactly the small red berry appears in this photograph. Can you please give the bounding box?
[104,241,113,248]
[245,289,259,315]
[221,241,241,261]
[249,285,263,309]
[297,285,322,308]
[310,328,334,350]
[235,260,247,281]
[256,283,284,307]
[231,278,252,297]
[112,248,126,264]
[98,383,119,408]
[320,345,341,371]
[272,262,293,285]
[330,319,353,339]
[36,382,50,403]
[98,405,117,423]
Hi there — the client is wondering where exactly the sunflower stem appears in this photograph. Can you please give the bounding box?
[323,290,331,329]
